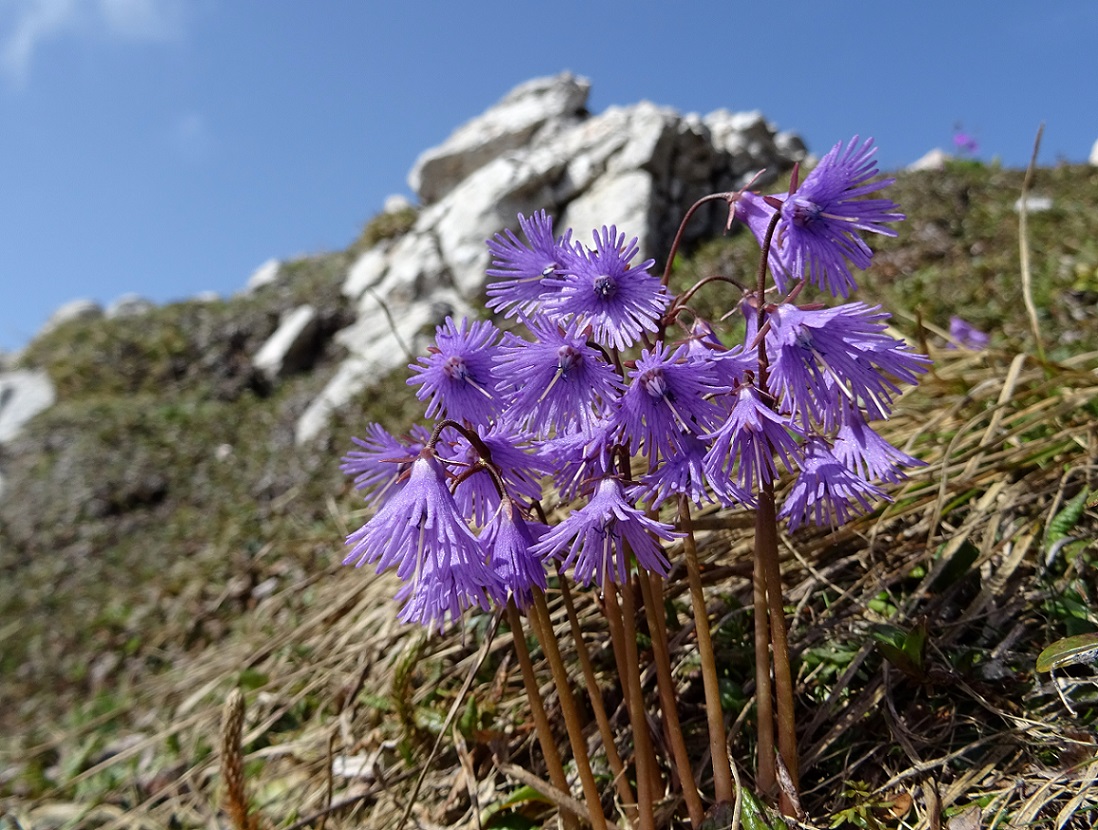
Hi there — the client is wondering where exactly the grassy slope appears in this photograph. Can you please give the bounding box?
[0,162,1096,828]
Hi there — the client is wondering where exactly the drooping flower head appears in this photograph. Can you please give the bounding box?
[532,477,678,587]
[832,401,926,485]
[482,498,549,610]
[438,421,549,525]
[733,138,904,298]
[615,342,722,459]
[494,316,622,437]
[344,448,502,632]
[340,422,431,507]
[542,226,669,351]
[485,211,574,317]
[703,383,800,504]
[407,316,502,426]
[778,437,887,532]
[766,302,930,429]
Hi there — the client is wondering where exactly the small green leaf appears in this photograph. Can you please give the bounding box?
[1036,632,1098,672]
[1045,487,1090,553]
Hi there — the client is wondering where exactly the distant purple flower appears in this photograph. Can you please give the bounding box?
[341,423,431,506]
[949,316,989,350]
[533,477,678,587]
[952,131,979,156]
[615,343,722,459]
[485,211,574,317]
[778,437,887,532]
[344,449,502,631]
[766,302,930,428]
[832,403,926,484]
[482,499,548,610]
[408,316,502,425]
[542,226,669,350]
[703,384,800,504]
[494,316,622,437]
[736,138,904,297]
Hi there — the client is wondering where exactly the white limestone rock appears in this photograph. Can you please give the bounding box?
[409,72,591,204]
[0,370,56,444]
[296,75,807,443]
[253,304,320,382]
[105,293,154,318]
[908,149,950,172]
[42,299,102,334]
[244,258,281,293]
[1090,138,1098,166]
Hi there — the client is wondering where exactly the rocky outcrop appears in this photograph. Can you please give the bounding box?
[296,73,807,444]
[0,370,55,445]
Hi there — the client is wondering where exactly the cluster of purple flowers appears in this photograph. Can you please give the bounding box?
[341,137,929,631]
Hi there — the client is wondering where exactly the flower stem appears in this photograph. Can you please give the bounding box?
[559,572,638,824]
[504,601,579,830]
[639,571,704,827]
[530,590,609,830]
[752,548,775,797]
[606,581,658,830]
[755,488,799,815]
[679,496,733,805]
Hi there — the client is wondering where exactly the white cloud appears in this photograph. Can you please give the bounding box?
[0,0,187,85]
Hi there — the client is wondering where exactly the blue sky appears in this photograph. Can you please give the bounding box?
[2,1,1096,353]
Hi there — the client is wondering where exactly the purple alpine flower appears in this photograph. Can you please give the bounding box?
[538,417,618,502]
[532,477,678,587]
[832,402,926,484]
[615,342,722,459]
[494,316,622,437]
[703,384,800,504]
[341,422,432,506]
[766,302,929,428]
[438,422,550,525]
[482,499,548,610]
[630,430,719,508]
[408,316,502,426]
[485,211,574,317]
[344,449,503,632]
[779,437,888,532]
[734,138,904,297]
[948,316,989,350]
[542,226,669,350]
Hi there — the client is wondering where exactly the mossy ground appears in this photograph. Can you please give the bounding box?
[1,162,1096,829]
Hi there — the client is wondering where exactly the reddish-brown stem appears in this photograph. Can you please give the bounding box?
[679,496,733,805]
[756,489,799,816]
[660,193,739,287]
[606,581,657,830]
[639,572,704,827]
[752,548,775,797]
[558,573,638,823]
[529,590,609,830]
[752,207,800,815]
[504,601,579,830]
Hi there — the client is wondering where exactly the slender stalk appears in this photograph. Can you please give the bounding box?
[559,573,639,823]
[639,571,704,827]
[505,601,579,830]
[755,490,799,815]
[678,496,733,804]
[606,582,658,830]
[752,549,775,796]
[751,205,800,814]
[530,590,609,830]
